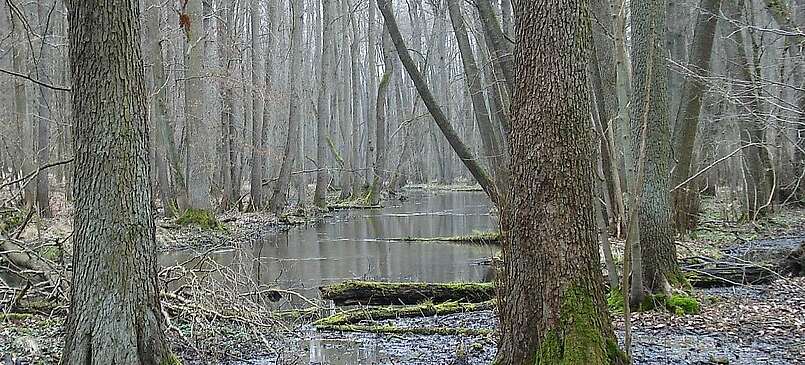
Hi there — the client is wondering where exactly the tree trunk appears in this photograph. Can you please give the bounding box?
[630,0,681,296]
[34,1,54,218]
[61,1,172,363]
[10,8,34,210]
[723,0,774,220]
[496,1,624,363]
[184,0,211,210]
[268,0,304,213]
[146,0,185,215]
[368,25,394,205]
[447,0,509,196]
[249,0,267,211]
[377,0,499,206]
[670,0,721,233]
[314,0,333,209]
[473,0,514,94]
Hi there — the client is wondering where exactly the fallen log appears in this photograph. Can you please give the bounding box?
[315,300,495,326]
[316,324,492,336]
[320,280,495,306]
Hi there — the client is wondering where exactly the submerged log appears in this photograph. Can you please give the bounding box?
[319,280,495,306]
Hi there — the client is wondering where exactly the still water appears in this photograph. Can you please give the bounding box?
[160,190,499,305]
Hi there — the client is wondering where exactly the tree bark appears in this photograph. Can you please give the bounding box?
[249,0,267,211]
[268,0,304,213]
[670,0,721,233]
[184,0,211,210]
[368,25,394,205]
[61,1,172,363]
[314,0,333,209]
[630,0,681,296]
[496,1,624,363]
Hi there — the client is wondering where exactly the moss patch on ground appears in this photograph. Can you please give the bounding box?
[175,209,225,230]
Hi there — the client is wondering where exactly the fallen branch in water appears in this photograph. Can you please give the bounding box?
[320,280,495,306]
[315,300,495,326]
[316,324,492,336]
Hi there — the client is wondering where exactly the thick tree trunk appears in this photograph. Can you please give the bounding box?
[314,0,333,209]
[496,1,624,363]
[268,0,304,213]
[670,0,721,233]
[377,0,499,206]
[61,1,172,363]
[630,0,681,296]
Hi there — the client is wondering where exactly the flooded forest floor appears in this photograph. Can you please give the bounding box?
[1,189,804,364]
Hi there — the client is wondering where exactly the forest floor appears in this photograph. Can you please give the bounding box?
[1,194,804,364]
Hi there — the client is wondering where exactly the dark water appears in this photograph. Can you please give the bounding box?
[160,190,499,305]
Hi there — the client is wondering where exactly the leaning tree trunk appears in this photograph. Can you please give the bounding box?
[496,1,624,364]
[268,0,304,213]
[377,0,499,206]
[629,0,682,297]
[447,0,509,196]
[670,0,721,233]
[61,1,173,363]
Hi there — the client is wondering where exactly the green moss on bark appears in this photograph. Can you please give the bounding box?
[535,285,625,364]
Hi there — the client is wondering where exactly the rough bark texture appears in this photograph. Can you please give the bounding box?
[670,0,721,233]
[630,0,681,294]
[377,0,499,205]
[61,1,172,363]
[496,1,623,364]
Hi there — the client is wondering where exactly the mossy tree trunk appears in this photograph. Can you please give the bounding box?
[629,0,681,297]
[61,0,173,363]
[496,1,624,363]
